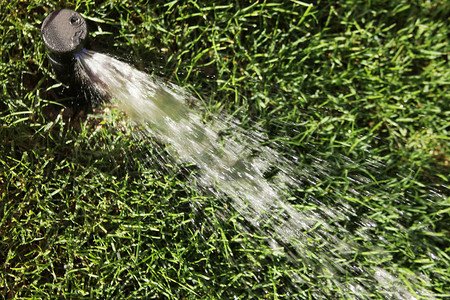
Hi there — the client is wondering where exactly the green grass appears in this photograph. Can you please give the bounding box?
[1,0,449,299]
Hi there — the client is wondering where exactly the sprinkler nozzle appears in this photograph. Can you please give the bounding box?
[41,9,88,85]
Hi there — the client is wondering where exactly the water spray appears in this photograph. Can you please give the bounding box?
[41,9,88,85]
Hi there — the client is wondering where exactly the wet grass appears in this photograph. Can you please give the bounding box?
[1,0,449,299]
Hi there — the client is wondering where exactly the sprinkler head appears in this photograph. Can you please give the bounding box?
[41,9,88,85]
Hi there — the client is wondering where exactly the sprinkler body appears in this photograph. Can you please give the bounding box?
[41,9,88,85]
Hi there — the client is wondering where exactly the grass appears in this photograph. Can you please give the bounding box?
[1,0,449,299]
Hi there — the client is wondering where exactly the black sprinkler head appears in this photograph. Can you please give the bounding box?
[41,9,88,85]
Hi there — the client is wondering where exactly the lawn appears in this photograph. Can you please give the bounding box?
[1,0,449,299]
